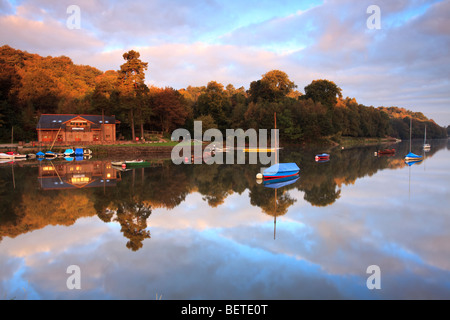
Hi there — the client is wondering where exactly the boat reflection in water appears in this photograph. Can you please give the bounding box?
[38,160,120,190]
[261,174,300,240]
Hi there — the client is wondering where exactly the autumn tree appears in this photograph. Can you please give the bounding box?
[118,50,149,141]
[151,87,189,134]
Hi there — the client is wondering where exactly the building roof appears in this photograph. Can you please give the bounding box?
[37,114,119,129]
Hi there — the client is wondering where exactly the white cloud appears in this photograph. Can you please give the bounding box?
[1,0,449,125]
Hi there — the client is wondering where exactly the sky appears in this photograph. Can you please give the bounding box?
[1,0,449,126]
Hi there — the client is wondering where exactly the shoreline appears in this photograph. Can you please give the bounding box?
[0,136,403,155]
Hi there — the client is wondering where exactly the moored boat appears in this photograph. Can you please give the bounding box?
[64,149,75,156]
[404,152,423,161]
[243,148,276,152]
[263,175,300,188]
[0,152,14,159]
[261,163,300,180]
[404,117,423,162]
[377,149,395,155]
[112,159,151,168]
[6,151,27,159]
[315,153,330,161]
[405,158,423,166]
[423,125,431,151]
[45,151,57,159]
[123,160,151,168]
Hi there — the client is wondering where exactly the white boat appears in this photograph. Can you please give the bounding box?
[111,159,144,167]
[0,152,26,159]
[423,125,431,151]
[45,151,57,158]
[0,152,14,159]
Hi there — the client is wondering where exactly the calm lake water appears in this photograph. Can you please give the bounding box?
[1,140,449,300]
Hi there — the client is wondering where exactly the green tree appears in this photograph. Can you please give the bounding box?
[304,79,342,108]
[195,114,217,134]
[196,81,231,131]
[248,70,296,102]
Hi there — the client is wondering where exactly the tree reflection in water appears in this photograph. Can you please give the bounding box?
[0,139,447,250]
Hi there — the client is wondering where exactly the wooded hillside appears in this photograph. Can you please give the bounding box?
[0,45,447,142]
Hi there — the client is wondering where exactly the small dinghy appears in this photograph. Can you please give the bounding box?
[260,163,300,180]
[315,153,330,162]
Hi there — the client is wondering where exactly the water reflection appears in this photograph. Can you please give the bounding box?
[0,139,449,299]
[38,160,119,190]
[0,140,447,247]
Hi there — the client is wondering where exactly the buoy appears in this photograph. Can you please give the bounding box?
[256,173,263,180]
[122,163,126,169]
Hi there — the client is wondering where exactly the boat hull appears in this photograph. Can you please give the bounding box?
[263,175,300,188]
[315,153,330,161]
[404,152,423,161]
[243,148,276,153]
[262,163,300,180]
[0,153,14,159]
[378,149,395,155]
[125,161,151,168]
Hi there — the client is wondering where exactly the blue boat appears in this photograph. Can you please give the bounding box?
[404,152,423,161]
[64,149,75,156]
[75,148,84,156]
[405,159,423,166]
[404,118,423,162]
[263,163,300,180]
[36,151,45,158]
[264,175,299,188]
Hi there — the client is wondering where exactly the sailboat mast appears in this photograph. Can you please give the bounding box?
[274,188,277,240]
[274,112,277,165]
[409,117,412,152]
[424,125,427,144]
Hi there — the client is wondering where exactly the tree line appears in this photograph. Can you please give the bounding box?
[0,45,447,143]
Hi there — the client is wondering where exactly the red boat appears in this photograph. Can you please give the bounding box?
[377,149,395,155]
[315,153,330,161]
